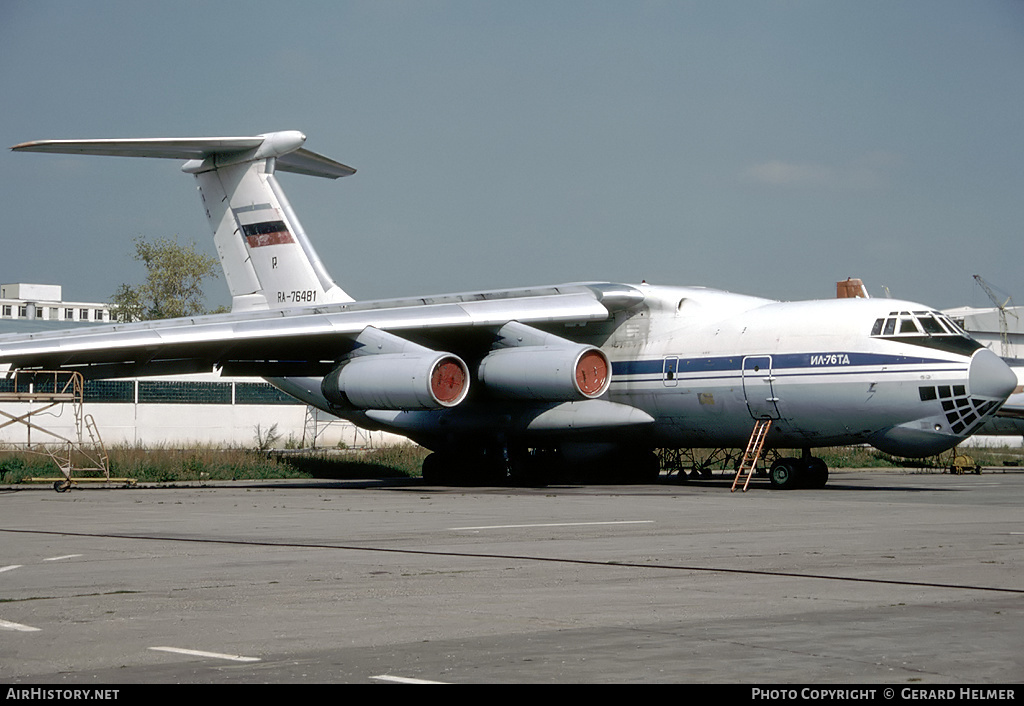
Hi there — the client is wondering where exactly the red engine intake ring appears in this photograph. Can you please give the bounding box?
[431,357,468,406]
[575,349,610,398]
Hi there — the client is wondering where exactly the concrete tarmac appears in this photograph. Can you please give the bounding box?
[0,469,1021,684]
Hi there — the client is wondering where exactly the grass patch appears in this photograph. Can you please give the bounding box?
[660,443,1023,474]
[0,442,429,484]
[0,441,1017,484]
[269,443,429,479]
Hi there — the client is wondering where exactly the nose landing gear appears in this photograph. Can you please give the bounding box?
[768,453,829,489]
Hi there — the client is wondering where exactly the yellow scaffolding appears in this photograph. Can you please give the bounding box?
[0,370,128,491]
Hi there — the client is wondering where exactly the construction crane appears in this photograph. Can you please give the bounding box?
[973,274,1018,359]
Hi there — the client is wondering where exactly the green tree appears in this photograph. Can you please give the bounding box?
[110,236,225,321]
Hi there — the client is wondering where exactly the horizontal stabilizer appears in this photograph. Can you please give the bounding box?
[11,131,355,179]
[279,148,357,179]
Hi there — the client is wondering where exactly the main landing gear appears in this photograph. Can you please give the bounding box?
[768,452,829,489]
[420,446,661,487]
[420,448,552,487]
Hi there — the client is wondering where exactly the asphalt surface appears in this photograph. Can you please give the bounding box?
[1,469,1022,684]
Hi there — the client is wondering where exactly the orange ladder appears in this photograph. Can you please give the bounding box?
[731,419,772,492]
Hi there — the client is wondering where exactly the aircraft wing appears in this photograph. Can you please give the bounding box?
[0,284,631,378]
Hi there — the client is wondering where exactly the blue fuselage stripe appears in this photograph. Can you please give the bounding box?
[611,352,954,378]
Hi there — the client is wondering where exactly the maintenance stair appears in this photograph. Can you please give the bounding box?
[731,419,772,492]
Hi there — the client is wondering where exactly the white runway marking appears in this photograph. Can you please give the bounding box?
[371,675,447,684]
[449,520,654,531]
[44,554,83,561]
[149,646,260,662]
[0,565,22,573]
[0,619,41,632]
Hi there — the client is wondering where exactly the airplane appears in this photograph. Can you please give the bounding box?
[2,131,1017,487]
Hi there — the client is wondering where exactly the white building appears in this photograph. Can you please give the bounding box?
[0,371,404,449]
[0,283,110,324]
[944,305,1024,362]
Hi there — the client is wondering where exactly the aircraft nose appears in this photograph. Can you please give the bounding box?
[969,348,1018,401]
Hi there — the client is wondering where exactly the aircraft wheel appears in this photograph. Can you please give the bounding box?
[53,480,70,493]
[422,452,472,485]
[638,450,662,483]
[479,454,514,486]
[509,455,549,488]
[420,453,445,484]
[589,450,658,484]
[802,458,829,489]
[424,451,515,486]
[769,458,801,489]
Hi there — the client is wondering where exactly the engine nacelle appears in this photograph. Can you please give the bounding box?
[477,345,610,401]
[321,352,469,410]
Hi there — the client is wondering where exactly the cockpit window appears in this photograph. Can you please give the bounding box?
[872,310,970,339]
[918,315,946,335]
[942,315,968,335]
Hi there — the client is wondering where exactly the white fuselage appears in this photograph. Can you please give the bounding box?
[277,284,1011,458]
[600,285,993,455]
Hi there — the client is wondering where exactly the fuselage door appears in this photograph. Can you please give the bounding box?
[663,356,679,387]
[742,355,780,419]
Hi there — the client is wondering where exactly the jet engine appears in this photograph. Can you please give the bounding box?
[478,344,610,401]
[321,352,469,410]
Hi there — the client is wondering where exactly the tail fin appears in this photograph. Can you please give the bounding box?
[11,131,355,311]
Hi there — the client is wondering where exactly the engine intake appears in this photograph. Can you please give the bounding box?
[322,352,469,410]
[478,345,610,401]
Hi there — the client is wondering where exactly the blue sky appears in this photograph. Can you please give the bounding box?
[2,1,1022,311]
